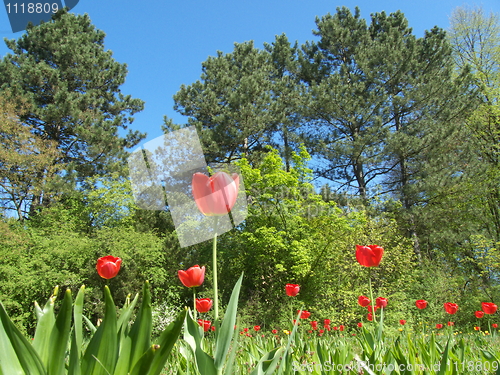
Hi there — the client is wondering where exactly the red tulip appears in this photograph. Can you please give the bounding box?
[367,305,379,313]
[482,302,498,314]
[444,302,458,315]
[376,297,388,309]
[298,310,311,319]
[415,299,427,310]
[198,319,211,332]
[272,329,278,334]
[447,321,454,326]
[399,319,406,325]
[493,323,498,328]
[192,172,239,216]
[358,295,371,307]
[211,326,216,331]
[367,313,373,321]
[436,323,443,329]
[339,325,345,331]
[96,256,122,279]
[475,310,485,319]
[355,245,384,267]
[357,322,363,328]
[196,298,213,313]
[333,326,338,331]
[243,328,249,332]
[285,284,300,297]
[310,321,318,330]
[254,325,261,331]
[323,319,331,326]
[178,265,205,288]
[474,326,480,331]
[319,329,324,334]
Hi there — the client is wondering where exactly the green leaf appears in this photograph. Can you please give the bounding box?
[82,286,118,375]
[250,347,284,375]
[74,285,85,357]
[184,311,216,375]
[0,303,24,375]
[147,308,187,375]
[68,329,82,375]
[129,345,157,375]
[0,301,46,375]
[214,273,243,370]
[128,281,152,370]
[48,288,73,375]
[32,289,58,368]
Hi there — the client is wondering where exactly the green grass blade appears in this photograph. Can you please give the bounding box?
[214,273,243,371]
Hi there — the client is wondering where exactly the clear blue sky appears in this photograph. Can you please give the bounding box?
[1,0,500,146]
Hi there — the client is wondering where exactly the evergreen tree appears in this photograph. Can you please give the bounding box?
[0,10,145,215]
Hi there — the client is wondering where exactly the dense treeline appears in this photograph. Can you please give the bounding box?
[1,6,499,334]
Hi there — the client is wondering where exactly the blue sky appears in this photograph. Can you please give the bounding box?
[1,0,500,146]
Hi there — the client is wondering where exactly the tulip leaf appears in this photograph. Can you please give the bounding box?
[129,345,157,375]
[128,281,152,370]
[249,347,284,375]
[112,335,132,375]
[184,311,216,375]
[82,286,118,375]
[74,285,85,357]
[0,303,24,375]
[83,315,97,334]
[147,308,187,375]
[0,300,46,375]
[68,328,82,375]
[48,288,73,375]
[214,272,243,371]
[32,293,57,368]
[222,318,240,375]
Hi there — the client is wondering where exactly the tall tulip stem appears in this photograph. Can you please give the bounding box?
[368,269,376,323]
[193,288,197,321]
[213,228,219,322]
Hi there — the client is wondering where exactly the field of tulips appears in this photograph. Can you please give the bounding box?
[1,171,500,374]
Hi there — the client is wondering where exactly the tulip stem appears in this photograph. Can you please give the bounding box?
[368,269,376,323]
[193,288,197,321]
[213,228,219,322]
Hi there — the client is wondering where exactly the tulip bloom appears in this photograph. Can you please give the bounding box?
[415,299,427,310]
[298,310,311,319]
[198,319,211,332]
[482,302,498,314]
[272,329,278,334]
[196,298,213,313]
[475,310,485,319]
[358,295,370,307]
[367,313,373,321]
[310,321,318,330]
[436,323,443,329]
[192,172,239,216]
[339,325,345,331]
[357,322,363,328]
[96,256,122,279]
[367,305,379,313]
[376,297,388,309]
[399,320,406,325]
[447,321,454,326]
[178,265,205,288]
[444,302,458,315]
[285,284,300,297]
[254,325,261,332]
[323,319,331,326]
[493,323,498,329]
[355,245,384,267]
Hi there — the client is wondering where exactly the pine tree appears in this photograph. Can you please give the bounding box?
[0,10,145,214]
